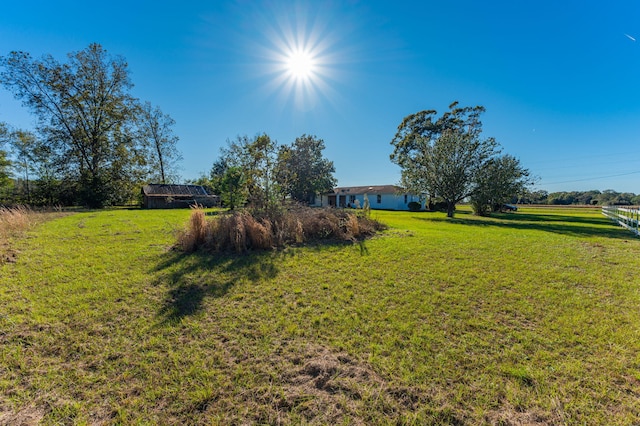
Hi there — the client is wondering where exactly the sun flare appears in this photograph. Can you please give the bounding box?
[286,49,315,80]
[251,4,347,110]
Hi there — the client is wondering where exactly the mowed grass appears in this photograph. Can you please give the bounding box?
[1,206,639,424]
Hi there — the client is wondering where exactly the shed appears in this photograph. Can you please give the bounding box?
[141,184,219,209]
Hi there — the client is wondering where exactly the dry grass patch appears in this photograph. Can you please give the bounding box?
[484,405,565,426]
[0,206,34,264]
[277,344,438,424]
[177,207,386,253]
[0,404,45,426]
[0,206,69,264]
[0,206,32,237]
[191,342,450,425]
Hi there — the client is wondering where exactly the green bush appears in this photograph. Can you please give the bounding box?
[430,201,449,212]
[407,201,422,212]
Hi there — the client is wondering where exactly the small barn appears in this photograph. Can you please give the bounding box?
[141,184,219,209]
[314,185,421,211]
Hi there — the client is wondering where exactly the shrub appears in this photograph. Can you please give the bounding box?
[407,201,422,212]
[177,207,386,253]
[430,201,449,212]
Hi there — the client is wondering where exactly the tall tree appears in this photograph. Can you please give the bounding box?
[9,129,38,203]
[275,134,336,204]
[220,166,246,210]
[429,130,498,217]
[208,157,229,197]
[138,102,182,184]
[470,154,533,216]
[0,122,11,193]
[391,102,498,217]
[222,134,280,210]
[0,43,138,207]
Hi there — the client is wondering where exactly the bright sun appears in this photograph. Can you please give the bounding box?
[286,49,315,80]
[256,7,342,109]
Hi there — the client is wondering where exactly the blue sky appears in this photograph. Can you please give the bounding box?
[1,0,639,193]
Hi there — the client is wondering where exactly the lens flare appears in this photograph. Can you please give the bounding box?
[286,49,315,81]
[247,3,344,111]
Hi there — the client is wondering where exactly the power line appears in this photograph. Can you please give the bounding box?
[543,170,640,185]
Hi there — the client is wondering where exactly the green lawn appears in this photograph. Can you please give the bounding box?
[1,206,639,424]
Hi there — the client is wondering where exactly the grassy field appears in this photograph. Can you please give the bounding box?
[1,206,639,425]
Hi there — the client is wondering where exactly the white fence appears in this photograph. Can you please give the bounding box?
[602,206,640,236]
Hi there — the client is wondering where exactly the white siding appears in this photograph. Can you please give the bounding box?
[314,192,421,211]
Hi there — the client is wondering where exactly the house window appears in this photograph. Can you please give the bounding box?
[349,195,356,204]
[376,194,382,204]
[404,194,408,204]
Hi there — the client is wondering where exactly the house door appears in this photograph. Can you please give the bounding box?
[339,195,347,207]
[328,195,336,207]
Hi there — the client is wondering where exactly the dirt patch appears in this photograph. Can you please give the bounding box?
[249,344,437,424]
[485,406,564,426]
[0,405,45,426]
[0,242,19,264]
[280,345,385,423]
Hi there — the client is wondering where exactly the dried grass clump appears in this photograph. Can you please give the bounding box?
[177,208,209,252]
[0,206,33,239]
[244,214,274,250]
[177,207,386,253]
[1,206,37,264]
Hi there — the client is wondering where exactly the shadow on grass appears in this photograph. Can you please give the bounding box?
[416,210,633,239]
[152,249,286,323]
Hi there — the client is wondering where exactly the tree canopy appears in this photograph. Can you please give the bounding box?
[138,101,182,184]
[275,134,336,204]
[209,133,337,210]
[390,102,503,217]
[0,43,182,207]
[0,122,11,192]
[470,154,533,215]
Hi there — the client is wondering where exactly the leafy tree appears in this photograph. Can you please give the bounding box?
[0,122,11,194]
[27,139,70,206]
[0,43,138,207]
[220,166,246,210]
[523,189,549,204]
[470,154,533,216]
[8,129,38,203]
[429,130,499,217]
[391,102,498,217]
[0,151,10,193]
[138,102,182,184]
[0,122,7,143]
[186,174,215,195]
[575,190,600,205]
[548,192,575,205]
[221,134,280,210]
[207,157,229,197]
[275,134,336,204]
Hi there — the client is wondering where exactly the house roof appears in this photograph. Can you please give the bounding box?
[331,185,405,195]
[142,184,211,196]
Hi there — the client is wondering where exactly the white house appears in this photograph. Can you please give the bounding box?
[313,185,421,211]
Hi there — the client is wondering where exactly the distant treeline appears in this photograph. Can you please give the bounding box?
[520,190,640,206]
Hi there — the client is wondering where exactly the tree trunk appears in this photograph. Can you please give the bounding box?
[446,201,456,218]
